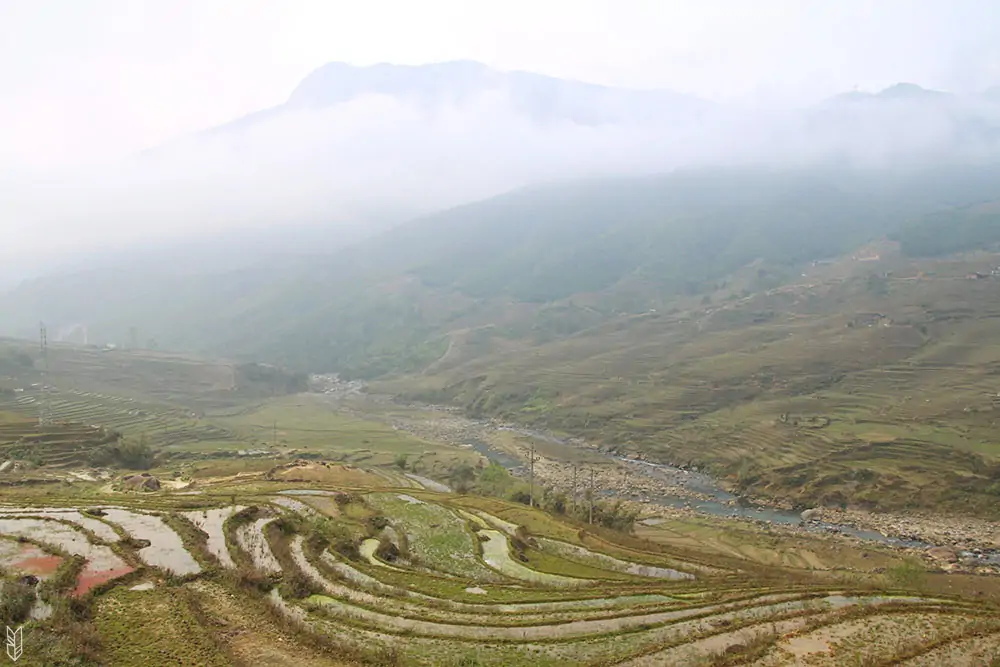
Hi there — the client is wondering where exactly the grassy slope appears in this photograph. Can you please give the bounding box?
[6,164,1000,377]
[381,244,1000,516]
[5,165,1000,515]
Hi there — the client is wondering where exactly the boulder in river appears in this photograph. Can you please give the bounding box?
[800,508,822,522]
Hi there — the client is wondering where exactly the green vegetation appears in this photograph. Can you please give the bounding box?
[3,164,1000,662]
[0,579,36,625]
[5,165,1000,517]
[893,201,1000,257]
[0,481,993,666]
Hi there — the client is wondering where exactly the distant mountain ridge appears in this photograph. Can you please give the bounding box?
[197,60,717,139]
[200,60,1000,137]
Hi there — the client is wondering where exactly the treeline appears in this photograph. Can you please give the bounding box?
[88,434,155,469]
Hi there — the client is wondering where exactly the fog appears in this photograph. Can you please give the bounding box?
[5,79,999,286]
[2,1,999,286]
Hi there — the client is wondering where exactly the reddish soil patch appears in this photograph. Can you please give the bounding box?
[73,565,135,597]
[12,552,63,578]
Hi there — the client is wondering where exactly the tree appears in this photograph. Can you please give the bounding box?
[118,434,155,469]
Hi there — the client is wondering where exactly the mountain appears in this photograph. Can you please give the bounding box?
[19,64,1000,292]
[204,60,715,135]
[6,162,1000,363]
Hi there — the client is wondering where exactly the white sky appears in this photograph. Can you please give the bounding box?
[1,0,998,168]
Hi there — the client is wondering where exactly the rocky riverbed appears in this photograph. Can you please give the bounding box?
[332,393,999,571]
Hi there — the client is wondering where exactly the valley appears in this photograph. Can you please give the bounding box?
[0,342,998,664]
[6,14,1000,666]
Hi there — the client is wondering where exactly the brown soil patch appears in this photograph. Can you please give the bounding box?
[74,565,135,597]
[12,551,63,577]
[275,463,384,487]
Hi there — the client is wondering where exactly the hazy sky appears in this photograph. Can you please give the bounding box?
[0,0,998,285]
[2,0,998,167]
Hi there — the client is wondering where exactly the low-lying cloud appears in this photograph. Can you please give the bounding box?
[4,87,999,282]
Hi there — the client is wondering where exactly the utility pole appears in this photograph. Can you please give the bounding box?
[39,322,50,427]
[528,443,536,508]
[571,464,578,516]
[589,468,596,525]
[272,419,277,448]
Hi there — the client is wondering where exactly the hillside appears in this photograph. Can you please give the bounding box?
[6,164,1000,516]
[5,163,1000,369]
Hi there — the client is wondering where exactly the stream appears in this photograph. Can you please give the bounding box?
[468,426,1000,565]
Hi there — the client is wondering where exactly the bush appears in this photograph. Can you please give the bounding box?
[374,535,400,562]
[233,564,273,593]
[367,514,390,532]
[0,581,36,625]
[88,435,156,469]
[279,570,320,599]
[272,515,303,536]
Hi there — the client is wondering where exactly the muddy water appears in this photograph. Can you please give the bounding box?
[0,507,120,542]
[0,518,133,595]
[102,508,202,576]
[538,537,693,581]
[480,530,586,587]
[0,539,63,578]
[236,518,281,575]
[181,506,244,568]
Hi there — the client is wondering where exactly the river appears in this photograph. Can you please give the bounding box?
[469,425,1000,565]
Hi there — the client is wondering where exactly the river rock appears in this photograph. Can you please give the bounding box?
[927,546,959,563]
[800,508,822,522]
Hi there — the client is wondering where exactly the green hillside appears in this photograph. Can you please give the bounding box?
[5,164,1000,515]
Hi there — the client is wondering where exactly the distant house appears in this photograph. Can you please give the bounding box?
[966,272,988,280]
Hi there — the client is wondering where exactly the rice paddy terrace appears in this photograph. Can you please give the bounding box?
[0,472,996,666]
[0,344,253,453]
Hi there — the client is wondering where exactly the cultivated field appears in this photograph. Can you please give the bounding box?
[0,472,996,666]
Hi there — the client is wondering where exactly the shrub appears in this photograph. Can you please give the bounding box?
[279,570,320,599]
[0,581,36,625]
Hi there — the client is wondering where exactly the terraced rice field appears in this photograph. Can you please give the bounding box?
[0,386,240,455]
[0,484,995,666]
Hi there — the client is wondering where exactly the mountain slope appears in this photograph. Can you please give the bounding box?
[6,163,1000,369]
[6,163,1000,516]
